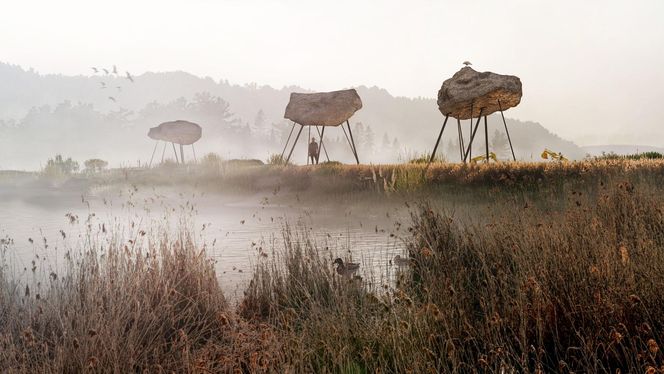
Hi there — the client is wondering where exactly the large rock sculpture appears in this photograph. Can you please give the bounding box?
[148,120,202,145]
[437,67,522,120]
[284,89,363,126]
[147,120,202,165]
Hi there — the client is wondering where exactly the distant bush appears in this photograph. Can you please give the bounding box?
[200,152,224,170]
[225,159,264,167]
[267,153,289,166]
[595,151,663,160]
[83,158,108,173]
[409,152,445,164]
[42,154,79,176]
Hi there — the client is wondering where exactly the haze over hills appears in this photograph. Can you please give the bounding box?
[0,62,586,170]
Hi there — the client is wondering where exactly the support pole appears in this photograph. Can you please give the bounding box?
[149,141,159,168]
[180,144,185,164]
[457,118,465,162]
[285,125,304,164]
[171,142,179,163]
[428,114,449,164]
[316,126,328,163]
[307,125,311,165]
[192,144,197,163]
[469,102,474,160]
[346,120,360,164]
[341,123,356,163]
[280,122,296,159]
[484,115,489,163]
[161,142,167,163]
[463,108,484,162]
[498,100,517,161]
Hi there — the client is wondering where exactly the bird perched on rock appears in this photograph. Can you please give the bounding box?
[125,71,134,83]
[112,65,118,75]
[103,68,109,75]
[108,96,116,102]
[463,61,472,67]
[91,67,99,74]
[333,258,360,278]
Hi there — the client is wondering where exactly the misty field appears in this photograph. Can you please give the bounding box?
[2,160,664,372]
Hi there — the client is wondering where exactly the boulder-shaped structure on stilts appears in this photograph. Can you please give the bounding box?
[281,89,364,164]
[428,66,522,164]
[437,67,522,119]
[147,120,202,165]
[285,89,363,127]
[148,120,202,145]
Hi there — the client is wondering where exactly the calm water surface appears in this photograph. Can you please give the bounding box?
[0,183,409,298]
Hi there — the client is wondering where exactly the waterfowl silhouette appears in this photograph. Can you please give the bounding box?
[333,258,360,277]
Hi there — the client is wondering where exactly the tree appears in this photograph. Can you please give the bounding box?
[253,109,266,133]
[84,159,108,173]
[43,155,79,176]
[491,130,511,159]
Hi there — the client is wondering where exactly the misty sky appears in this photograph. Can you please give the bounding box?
[2,0,663,146]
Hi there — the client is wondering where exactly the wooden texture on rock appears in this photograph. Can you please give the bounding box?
[148,120,202,145]
[284,89,363,127]
[437,67,522,120]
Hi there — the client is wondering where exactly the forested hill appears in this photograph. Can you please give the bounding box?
[0,62,585,170]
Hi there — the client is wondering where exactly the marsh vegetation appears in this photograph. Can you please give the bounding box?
[1,160,664,372]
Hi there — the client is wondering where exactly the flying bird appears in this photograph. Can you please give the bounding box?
[463,61,472,66]
[125,71,134,83]
[108,96,116,102]
[91,67,99,73]
[112,65,118,74]
[103,68,110,75]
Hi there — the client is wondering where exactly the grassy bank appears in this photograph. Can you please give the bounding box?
[63,159,664,197]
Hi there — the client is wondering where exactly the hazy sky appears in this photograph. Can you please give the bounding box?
[2,0,663,145]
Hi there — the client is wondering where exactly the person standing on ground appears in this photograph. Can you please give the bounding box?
[308,138,319,164]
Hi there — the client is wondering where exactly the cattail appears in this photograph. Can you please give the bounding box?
[648,339,659,354]
[619,245,629,264]
[610,331,623,344]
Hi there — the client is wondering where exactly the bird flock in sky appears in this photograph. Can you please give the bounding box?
[91,65,135,104]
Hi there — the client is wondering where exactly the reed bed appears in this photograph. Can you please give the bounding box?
[0,217,275,373]
[2,161,664,372]
[241,180,664,373]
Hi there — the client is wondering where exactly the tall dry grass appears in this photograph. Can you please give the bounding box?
[0,219,275,373]
[241,180,664,372]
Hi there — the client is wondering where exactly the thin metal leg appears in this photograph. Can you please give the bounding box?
[484,115,489,163]
[316,126,327,163]
[171,142,179,163]
[341,123,356,162]
[307,125,311,165]
[463,108,484,162]
[280,122,296,158]
[286,125,304,164]
[346,120,360,164]
[161,142,167,163]
[429,114,449,164]
[469,102,473,160]
[180,144,185,164]
[498,100,516,161]
[192,144,197,163]
[457,118,465,162]
[315,126,329,162]
[149,141,159,168]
